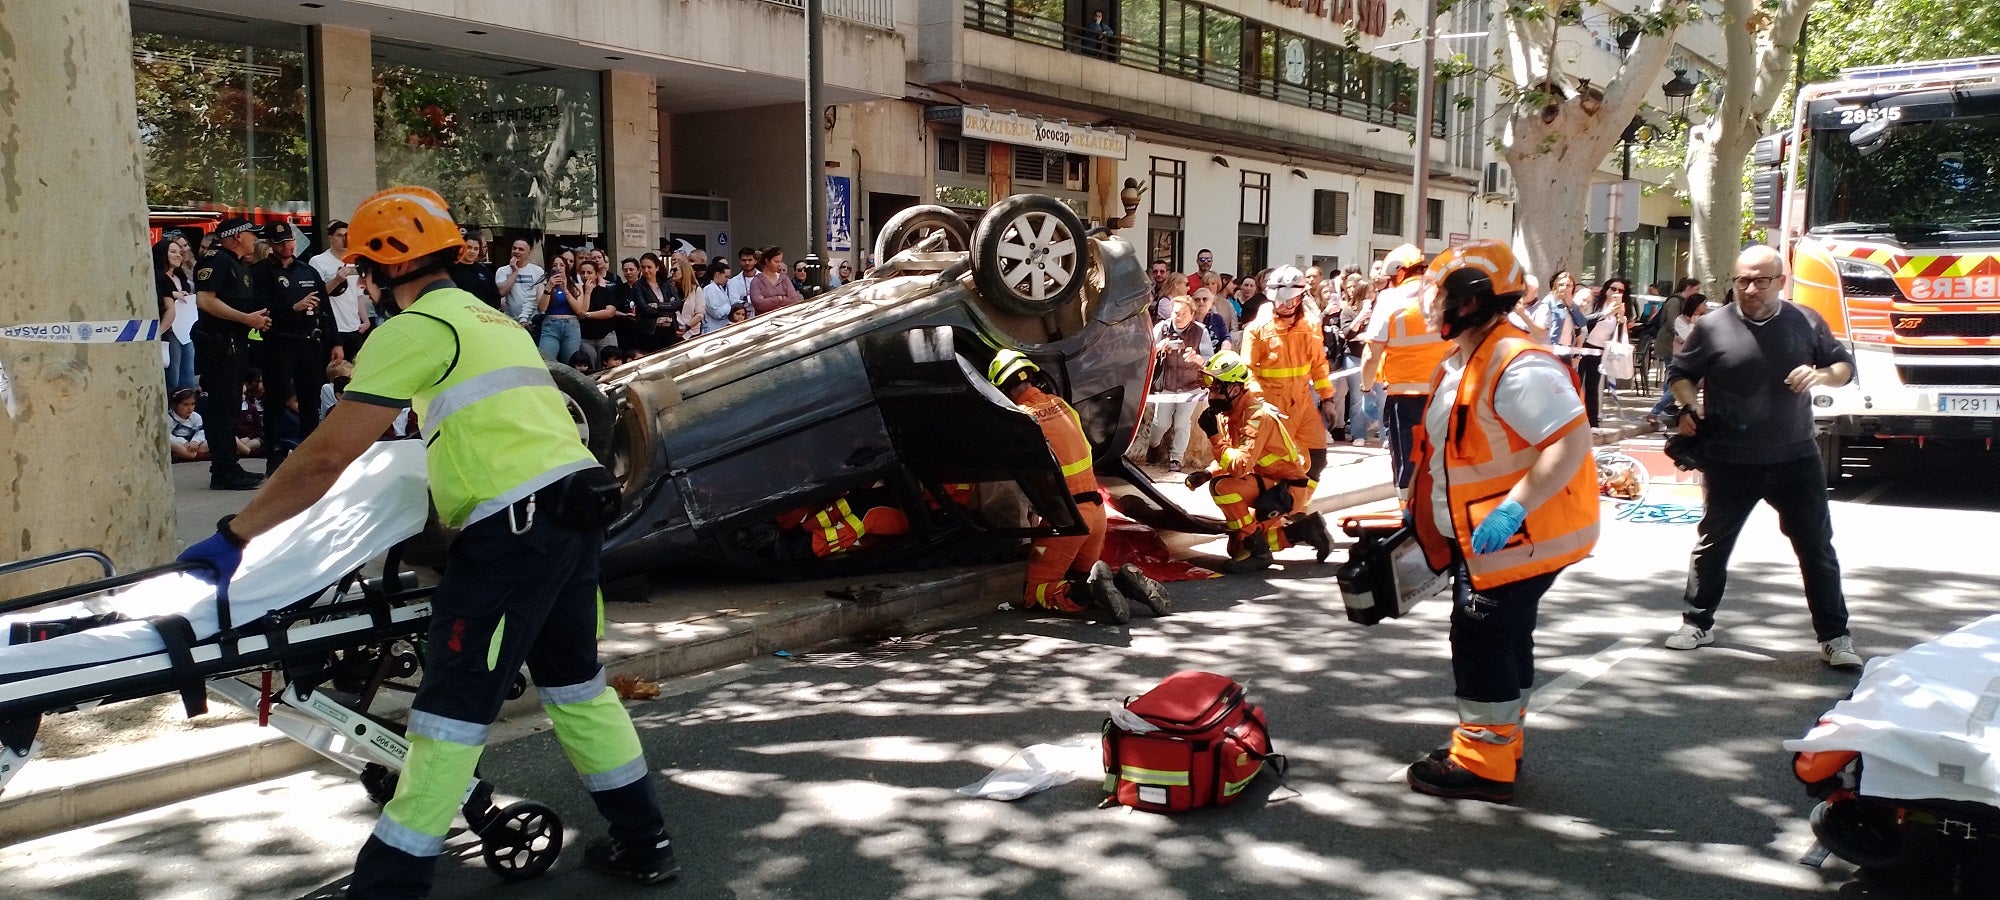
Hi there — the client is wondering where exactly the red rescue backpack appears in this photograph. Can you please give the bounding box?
[1101,671,1284,812]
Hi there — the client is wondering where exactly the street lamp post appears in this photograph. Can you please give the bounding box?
[801,0,829,298]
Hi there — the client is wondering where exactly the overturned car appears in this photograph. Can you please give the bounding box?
[556,195,1223,582]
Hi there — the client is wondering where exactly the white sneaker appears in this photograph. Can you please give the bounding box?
[1820,635,1864,669]
[1664,622,1715,650]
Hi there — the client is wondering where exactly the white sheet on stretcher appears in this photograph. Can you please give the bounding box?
[0,442,429,678]
[1783,613,2000,807]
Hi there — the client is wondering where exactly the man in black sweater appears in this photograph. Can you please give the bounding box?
[1662,245,1861,668]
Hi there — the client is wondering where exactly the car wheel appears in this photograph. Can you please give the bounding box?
[972,194,1088,317]
[874,204,971,261]
[548,361,615,462]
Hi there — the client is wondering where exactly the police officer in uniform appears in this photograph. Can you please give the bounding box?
[191,217,272,491]
[178,187,676,896]
[252,222,330,471]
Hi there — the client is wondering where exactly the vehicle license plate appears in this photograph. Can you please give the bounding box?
[1938,394,2000,414]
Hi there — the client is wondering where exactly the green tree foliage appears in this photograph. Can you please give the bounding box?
[132,33,312,213]
[1802,0,2000,83]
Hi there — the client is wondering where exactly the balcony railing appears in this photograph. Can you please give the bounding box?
[963,0,1442,137]
[759,0,896,32]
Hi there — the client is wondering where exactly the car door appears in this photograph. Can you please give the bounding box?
[860,325,1086,536]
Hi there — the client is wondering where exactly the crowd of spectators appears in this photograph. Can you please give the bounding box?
[157,222,853,484]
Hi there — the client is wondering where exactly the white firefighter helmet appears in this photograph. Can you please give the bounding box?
[1267,264,1308,309]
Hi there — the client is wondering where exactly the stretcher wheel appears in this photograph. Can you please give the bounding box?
[479,801,564,882]
[361,764,399,806]
[1810,797,1906,870]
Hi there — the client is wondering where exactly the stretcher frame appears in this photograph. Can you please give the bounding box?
[0,545,565,882]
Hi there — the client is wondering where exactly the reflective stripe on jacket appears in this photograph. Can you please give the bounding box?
[1205,390,1306,481]
[1017,385,1098,496]
[1380,283,1451,395]
[400,287,596,527]
[1246,313,1336,399]
[1410,322,1598,590]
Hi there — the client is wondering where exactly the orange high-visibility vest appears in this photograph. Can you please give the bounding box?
[803,497,911,557]
[1017,385,1098,496]
[1376,281,1451,395]
[1410,323,1598,590]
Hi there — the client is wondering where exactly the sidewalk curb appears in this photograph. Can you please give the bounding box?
[0,566,1018,845]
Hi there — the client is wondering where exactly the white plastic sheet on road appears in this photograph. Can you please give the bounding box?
[1783,613,2000,806]
[956,735,1102,801]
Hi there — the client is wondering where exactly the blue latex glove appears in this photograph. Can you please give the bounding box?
[1470,499,1527,555]
[1401,504,1414,529]
[178,531,244,599]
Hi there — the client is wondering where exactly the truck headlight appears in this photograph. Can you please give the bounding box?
[1834,257,1894,279]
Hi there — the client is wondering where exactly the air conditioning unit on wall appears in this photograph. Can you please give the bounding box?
[1482,162,1512,199]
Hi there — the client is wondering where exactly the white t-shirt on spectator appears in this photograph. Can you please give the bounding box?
[1425,350,1585,533]
[309,249,365,334]
[495,262,545,322]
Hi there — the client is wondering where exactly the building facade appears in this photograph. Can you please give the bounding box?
[122,0,1720,285]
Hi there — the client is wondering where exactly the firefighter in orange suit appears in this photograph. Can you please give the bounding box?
[1404,240,1599,804]
[1184,351,1333,573]
[987,351,1154,622]
[1359,244,1453,499]
[1242,265,1340,513]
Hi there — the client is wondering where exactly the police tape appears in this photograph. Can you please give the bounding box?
[0,319,161,344]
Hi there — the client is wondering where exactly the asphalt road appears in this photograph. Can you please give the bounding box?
[5,444,1999,899]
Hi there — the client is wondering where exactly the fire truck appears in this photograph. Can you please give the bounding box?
[1750,55,2000,481]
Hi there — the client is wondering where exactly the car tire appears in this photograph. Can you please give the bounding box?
[972,194,1089,317]
[874,204,971,262]
[548,360,615,462]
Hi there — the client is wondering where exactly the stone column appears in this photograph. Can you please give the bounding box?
[0,1,171,593]
[603,69,660,262]
[311,25,377,222]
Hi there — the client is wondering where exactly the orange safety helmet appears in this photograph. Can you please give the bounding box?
[343,186,465,266]
[1427,239,1527,299]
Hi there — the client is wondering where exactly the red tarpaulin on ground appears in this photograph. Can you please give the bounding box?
[1101,499,1219,581]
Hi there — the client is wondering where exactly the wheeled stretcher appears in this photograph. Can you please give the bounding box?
[0,443,566,881]
[1785,614,2000,894]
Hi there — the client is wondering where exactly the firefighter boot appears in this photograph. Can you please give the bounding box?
[1113,563,1173,616]
[1221,536,1273,574]
[1285,513,1335,563]
[1086,561,1132,624]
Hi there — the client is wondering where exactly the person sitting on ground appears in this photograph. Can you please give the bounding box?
[236,369,266,460]
[168,388,209,462]
[1184,350,1334,572]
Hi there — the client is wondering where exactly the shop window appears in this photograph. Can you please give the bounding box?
[1148,218,1183,272]
[131,12,314,227]
[937,137,961,173]
[373,40,603,238]
[1373,190,1403,236]
[964,140,989,176]
[1313,190,1349,236]
[1426,197,1444,240]
[1236,226,1268,276]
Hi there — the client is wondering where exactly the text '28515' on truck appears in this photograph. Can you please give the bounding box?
[1750,55,2000,481]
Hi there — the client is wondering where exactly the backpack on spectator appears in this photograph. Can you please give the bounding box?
[1101,671,1284,812]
